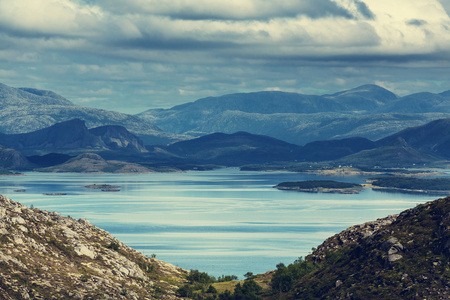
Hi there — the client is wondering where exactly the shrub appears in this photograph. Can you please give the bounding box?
[107,241,120,251]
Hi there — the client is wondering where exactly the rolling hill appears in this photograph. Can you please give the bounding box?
[161,131,304,166]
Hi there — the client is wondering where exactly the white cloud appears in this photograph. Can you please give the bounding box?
[0,0,103,37]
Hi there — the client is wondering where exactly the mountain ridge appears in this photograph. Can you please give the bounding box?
[137,84,450,145]
[0,119,148,156]
[0,83,188,145]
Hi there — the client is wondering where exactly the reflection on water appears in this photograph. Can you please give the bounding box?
[0,169,440,277]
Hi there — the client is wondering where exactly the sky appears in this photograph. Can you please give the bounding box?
[0,0,450,114]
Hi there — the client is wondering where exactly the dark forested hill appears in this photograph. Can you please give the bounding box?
[0,119,148,155]
[161,131,304,166]
[299,137,377,161]
[377,118,450,159]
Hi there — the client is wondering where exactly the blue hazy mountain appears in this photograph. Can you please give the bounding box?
[137,84,450,145]
[0,83,187,145]
[0,119,148,155]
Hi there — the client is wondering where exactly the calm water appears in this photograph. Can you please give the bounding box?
[0,169,441,278]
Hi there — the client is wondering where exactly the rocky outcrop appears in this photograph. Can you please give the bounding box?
[0,195,187,299]
[308,213,398,264]
[89,125,148,153]
[295,197,450,299]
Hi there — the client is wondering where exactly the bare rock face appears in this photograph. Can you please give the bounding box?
[0,195,187,299]
[299,197,450,300]
[309,213,399,264]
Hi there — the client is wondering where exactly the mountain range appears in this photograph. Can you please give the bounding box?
[0,83,187,145]
[3,82,450,148]
[137,84,450,145]
[0,119,147,156]
[2,116,450,170]
[155,116,450,168]
[2,82,450,170]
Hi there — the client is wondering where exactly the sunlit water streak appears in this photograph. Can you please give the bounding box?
[0,168,441,278]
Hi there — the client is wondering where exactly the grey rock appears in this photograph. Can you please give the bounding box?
[381,237,399,251]
[388,254,403,262]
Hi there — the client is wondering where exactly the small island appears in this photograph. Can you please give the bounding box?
[84,184,121,192]
[44,192,67,196]
[274,180,364,194]
[369,176,450,195]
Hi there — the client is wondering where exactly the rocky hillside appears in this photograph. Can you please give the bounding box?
[289,196,450,299]
[0,195,187,299]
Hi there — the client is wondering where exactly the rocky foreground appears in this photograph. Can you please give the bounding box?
[0,195,187,299]
[293,196,450,299]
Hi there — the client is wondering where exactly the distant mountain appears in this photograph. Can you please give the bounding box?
[338,145,440,168]
[0,119,148,155]
[161,131,304,166]
[322,84,398,111]
[155,117,450,167]
[137,84,450,145]
[27,153,73,168]
[0,146,34,170]
[380,91,450,113]
[0,83,74,107]
[377,118,450,159]
[39,153,151,173]
[299,137,377,161]
[0,83,187,145]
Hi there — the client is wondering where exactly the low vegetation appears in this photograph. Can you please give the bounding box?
[176,269,265,299]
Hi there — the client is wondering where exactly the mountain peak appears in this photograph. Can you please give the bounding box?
[0,119,148,156]
[0,83,74,107]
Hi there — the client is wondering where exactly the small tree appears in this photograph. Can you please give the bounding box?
[244,272,256,280]
[206,285,217,294]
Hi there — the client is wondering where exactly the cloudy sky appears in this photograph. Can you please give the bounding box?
[0,0,449,114]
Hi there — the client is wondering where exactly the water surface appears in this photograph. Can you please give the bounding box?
[0,169,440,278]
